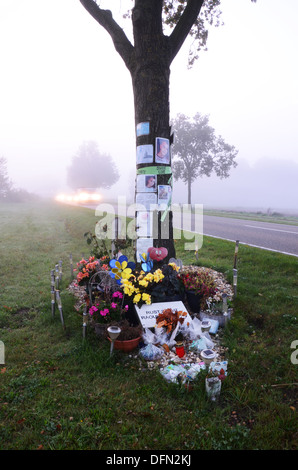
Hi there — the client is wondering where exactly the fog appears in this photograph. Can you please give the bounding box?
[0,0,297,214]
[172,158,298,213]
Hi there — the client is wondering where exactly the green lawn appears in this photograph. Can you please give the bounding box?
[0,201,297,450]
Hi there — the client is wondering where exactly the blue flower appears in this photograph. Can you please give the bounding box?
[109,255,135,284]
[139,252,153,272]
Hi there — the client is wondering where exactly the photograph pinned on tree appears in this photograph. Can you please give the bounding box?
[158,185,172,208]
[136,211,153,237]
[136,144,154,164]
[136,192,157,210]
[136,122,150,137]
[136,174,157,192]
[155,137,170,164]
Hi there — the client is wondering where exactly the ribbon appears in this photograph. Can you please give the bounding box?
[137,166,172,175]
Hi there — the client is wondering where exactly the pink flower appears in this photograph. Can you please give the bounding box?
[100,308,109,317]
[125,305,129,311]
[111,302,117,309]
[89,306,98,316]
[112,291,123,299]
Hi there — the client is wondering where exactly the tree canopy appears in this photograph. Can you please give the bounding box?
[0,157,12,200]
[172,113,238,203]
[81,0,257,68]
[67,141,119,190]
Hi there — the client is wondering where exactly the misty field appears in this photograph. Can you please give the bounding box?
[0,201,297,451]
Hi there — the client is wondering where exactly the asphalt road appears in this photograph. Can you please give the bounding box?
[79,203,298,257]
[176,213,298,257]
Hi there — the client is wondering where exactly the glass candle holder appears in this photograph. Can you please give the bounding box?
[175,342,185,358]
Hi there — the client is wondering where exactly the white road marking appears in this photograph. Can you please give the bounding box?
[244,224,298,235]
[202,233,298,258]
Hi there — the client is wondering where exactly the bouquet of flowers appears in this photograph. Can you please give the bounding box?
[76,256,109,287]
[121,268,165,307]
[88,290,128,324]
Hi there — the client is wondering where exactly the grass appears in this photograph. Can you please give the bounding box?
[203,208,298,226]
[0,201,297,451]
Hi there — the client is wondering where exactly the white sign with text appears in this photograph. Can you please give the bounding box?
[134,301,192,329]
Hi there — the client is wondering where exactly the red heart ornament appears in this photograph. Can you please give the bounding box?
[148,247,168,261]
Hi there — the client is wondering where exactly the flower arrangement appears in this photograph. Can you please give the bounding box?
[155,308,188,333]
[76,256,100,286]
[121,268,165,307]
[120,261,184,308]
[178,269,217,309]
[88,290,129,324]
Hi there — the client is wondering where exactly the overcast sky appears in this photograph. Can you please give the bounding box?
[0,0,297,212]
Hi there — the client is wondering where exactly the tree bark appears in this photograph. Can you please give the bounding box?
[188,178,192,206]
[130,0,175,261]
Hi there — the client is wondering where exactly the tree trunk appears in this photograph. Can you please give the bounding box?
[79,0,207,263]
[187,178,192,205]
[130,0,175,262]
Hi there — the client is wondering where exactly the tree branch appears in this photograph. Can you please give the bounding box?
[79,0,134,70]
[168,0,204,63]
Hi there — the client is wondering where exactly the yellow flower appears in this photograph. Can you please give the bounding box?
[139,279,149,288]
[144,272,154,282]
[168,262,180,272]
[121,279,135,296]
[133,293,141,304]
[142,293,151,305]
[153,269,164,283]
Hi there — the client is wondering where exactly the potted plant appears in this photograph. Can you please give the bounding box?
[178,268,217,313]
[107,319,143,352]
[88,288,143,351]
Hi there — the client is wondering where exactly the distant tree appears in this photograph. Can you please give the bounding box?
[0,157,12,200]
[172,113,238,204]
[67,141,119,190]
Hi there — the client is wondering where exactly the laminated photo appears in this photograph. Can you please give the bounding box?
[158,185,172,207]
[155,137,170,164]
[136,192,157,210]
[136,174,157,192]
[136,122,150,137]
[136,211,153,237]
[136,144,154,164]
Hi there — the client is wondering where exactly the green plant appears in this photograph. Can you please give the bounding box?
[84,227,133,260]
[150,263,184,302]
[178,268,217,307]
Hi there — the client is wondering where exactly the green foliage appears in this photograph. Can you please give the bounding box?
[150,263,185,302]
[163,0,223,66]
